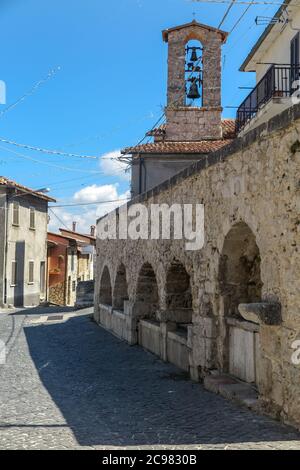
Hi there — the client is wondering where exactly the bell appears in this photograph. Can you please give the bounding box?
[190,47,198,62]
[187,80,200,100]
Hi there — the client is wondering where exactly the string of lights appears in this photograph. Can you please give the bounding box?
[0,137,98,160]
[0,66,61,119]
[0,145,103,173]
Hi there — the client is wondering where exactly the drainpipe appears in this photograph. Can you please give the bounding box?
[3,193,8,306]
[138,156,143,194]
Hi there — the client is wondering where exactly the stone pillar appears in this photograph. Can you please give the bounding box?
[167,35,186,107]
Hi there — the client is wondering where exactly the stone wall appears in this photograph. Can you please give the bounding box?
[95,104,300,430]
[49,281,65,306]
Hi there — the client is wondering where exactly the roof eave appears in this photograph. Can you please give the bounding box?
[239,0,293,72]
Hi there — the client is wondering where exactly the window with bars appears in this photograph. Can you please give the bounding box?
[29,207,35,230]
[28,261,34,284]
[12,202,20,226]
[11,261,17,286]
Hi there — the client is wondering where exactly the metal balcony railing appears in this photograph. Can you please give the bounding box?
[236,65,300,132]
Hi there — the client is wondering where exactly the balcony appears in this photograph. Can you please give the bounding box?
[236,65,300,133]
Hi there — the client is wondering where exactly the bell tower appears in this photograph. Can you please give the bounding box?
[162,21,228,141]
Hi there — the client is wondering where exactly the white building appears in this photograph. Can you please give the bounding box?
[238,0,300,135]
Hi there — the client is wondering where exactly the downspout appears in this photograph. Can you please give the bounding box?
[3,193,8,306]
[138,156,143,194]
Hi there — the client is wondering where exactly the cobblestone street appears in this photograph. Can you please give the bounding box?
[0,307,299,450]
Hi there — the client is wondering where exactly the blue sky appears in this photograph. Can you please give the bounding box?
[0,0,279,232]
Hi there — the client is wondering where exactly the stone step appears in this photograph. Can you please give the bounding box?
[204,374,259,410]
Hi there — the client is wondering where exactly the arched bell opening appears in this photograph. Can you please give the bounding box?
[185,39,203,107]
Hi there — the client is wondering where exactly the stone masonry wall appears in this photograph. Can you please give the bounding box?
[95,104,300,430]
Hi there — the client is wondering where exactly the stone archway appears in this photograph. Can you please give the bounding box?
[219,222,262,384]
[113,264,129,311]
[99,266,112,306]
[165,260,193,328]
[135,262,159,319]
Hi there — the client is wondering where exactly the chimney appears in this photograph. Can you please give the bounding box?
[90,225,96,237]
[72,221,77,232]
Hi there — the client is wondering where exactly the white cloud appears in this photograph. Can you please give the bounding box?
[99,149,131,181]
[73,183,119,203]
[48,185,130,235]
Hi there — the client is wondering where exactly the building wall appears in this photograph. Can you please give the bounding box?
[131,154,207,197]
[254,8,300,82]
[0,191,7,307]
[66,246,78,306]
[95,104,300,429]
[5,194,48,307]
[48,234,69,306]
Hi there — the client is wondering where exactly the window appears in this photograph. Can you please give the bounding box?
[72,280,76,292]
[40,261,46,295]
[71,251,75,271]
[11,261,17,286]
[58,255,64,270]
[28,261,34,284]
[12,202,19,226]
[291,33,300,84]
[29,207,35,229]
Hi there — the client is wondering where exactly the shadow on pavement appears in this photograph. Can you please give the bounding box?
[10,306,77,316]
[24,315,300,447]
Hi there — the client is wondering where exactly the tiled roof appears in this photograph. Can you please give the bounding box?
[0,176,56,202]
[146,119,236,140]
[162,21,228,43]
[123,139,233,155]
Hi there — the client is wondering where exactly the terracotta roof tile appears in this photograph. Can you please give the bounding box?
[123,139,232,155]
[146,119,236,140]
[0,176,56,202]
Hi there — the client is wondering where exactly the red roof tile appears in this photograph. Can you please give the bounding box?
[0,176,56,202]
[123,139,232,155]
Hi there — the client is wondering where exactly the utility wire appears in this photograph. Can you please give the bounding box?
[229,0,255,32]
[190,1,294,5]
[218,0,237,28]
[51,198,129,208]
[49,208,70,230]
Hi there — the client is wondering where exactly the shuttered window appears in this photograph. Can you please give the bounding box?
[28,261,34,284]
[291,33,300,84]
[12,202,19,226]
[29,207,35,229]
[11,261,17,286]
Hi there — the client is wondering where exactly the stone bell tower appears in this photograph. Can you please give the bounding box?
[162,21,228,141]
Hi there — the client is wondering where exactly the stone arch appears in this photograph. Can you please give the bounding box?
[135,262,159,319]
[219,221,262,319]
[113,263,129,311]
[165,260,193,325]
[99,266,112,305]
